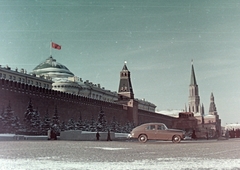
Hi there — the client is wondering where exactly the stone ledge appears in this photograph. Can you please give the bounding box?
[60,131,115,141]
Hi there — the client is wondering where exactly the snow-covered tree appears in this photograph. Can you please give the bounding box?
[81,119,88,131]
[66,118,75,130]
[1,102,21,133]
[41,109,51,134]
[34,109,42,131]
[23,99,42,133]
[13,116,23,133]
[0,107,4,133]
[109,116,121,132]
[123,121,135,133]
[75,114,84,130]
[60,121,66,131]
[89,114,97,132]
[51,106,60,134]
[51,106,60,126]
[97,109,107,132]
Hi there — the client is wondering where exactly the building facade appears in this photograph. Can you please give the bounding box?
[0,65,52,89]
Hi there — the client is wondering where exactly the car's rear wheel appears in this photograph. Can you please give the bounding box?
[138,134,148,143]
[172,135,181,143]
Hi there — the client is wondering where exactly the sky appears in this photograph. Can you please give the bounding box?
[0,0,240,125]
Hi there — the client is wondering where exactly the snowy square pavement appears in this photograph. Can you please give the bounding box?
[0,139,240,170]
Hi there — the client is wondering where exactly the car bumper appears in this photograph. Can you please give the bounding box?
[127,134,132,138]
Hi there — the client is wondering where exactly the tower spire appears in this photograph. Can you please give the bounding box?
[190,60,197,85]
[188,60,200,113]
[118,61,134,99]
[209,92,217,115]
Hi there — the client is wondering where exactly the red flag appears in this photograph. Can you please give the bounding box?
[52,42,61,50]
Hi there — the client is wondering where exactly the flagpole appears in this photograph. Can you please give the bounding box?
[50,40,52,56]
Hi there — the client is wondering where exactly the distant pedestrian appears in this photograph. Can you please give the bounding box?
[191,129,197,140]
[206,131,209,140]
[216,130,219,139]
[225,129,229,140]
[51,130,55,140]
[47,129,51,140]
[96,131,100,141]
[107,129,112,141]
[52,130,57,140]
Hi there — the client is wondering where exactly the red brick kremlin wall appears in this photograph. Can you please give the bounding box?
[0,79,130,125]
[0,79,177,127]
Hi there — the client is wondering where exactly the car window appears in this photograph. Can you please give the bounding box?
[146,125,156,130]
[163,124,168,130]
[157,125,165,130]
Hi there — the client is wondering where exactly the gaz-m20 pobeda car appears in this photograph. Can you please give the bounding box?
[128,123,185,143]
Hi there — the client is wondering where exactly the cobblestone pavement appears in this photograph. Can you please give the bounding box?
[0,139,240,169]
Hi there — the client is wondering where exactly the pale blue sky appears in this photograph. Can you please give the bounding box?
[1,0,240,125]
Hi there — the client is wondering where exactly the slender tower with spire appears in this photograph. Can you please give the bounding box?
[118,61,134,99]
[208,92,221,134]
[188,60,201,114]
[209,92,217,115]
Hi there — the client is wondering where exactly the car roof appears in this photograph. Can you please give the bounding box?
[140,123,165,126]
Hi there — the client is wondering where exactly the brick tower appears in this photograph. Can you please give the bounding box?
[117,61,138,125]
[118,61,134,99]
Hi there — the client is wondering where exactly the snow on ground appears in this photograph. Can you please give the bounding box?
[91,147,130,150]
[0,157,240,170]
[0,134,15,137]
[115,133,129,138]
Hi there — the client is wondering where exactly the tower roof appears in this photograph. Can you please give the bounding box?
[190,62,197,85]
[209,92,217,114]
[210,92,214,102]
[122,61,128,71]
[118,61,134,99]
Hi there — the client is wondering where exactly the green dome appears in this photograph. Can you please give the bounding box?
[31,56,74,78]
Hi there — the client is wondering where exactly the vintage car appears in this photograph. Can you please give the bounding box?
[128,123,185,143]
